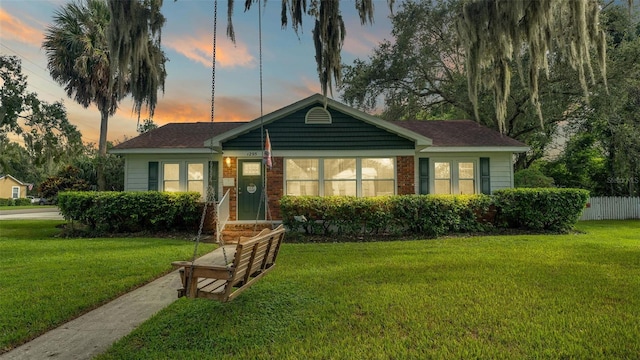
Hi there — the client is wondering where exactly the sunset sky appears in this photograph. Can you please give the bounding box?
[1,0,393,146]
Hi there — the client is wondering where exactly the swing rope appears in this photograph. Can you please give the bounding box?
[186,0,233,296]
[254,0,274,232]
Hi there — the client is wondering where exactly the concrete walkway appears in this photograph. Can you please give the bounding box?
[0,256,206,359]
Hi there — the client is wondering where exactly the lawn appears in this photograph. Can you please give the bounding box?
[0,205,55,210]
[0,220,214,353]
[98,220,640,359]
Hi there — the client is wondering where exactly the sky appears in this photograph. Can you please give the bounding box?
[1,0,394,146]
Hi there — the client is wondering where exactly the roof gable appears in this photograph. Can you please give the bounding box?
[222,103,417,151]
[206,94,432,149]
[0,174,27,185]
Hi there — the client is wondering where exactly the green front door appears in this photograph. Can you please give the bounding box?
[237,159,265,220]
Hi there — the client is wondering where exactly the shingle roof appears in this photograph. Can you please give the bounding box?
[392,120,527,147]
[112,122,246,150]
[111,118,526,151]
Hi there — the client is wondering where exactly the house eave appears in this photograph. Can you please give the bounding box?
[420,146,530,153]
[110,148,219,155]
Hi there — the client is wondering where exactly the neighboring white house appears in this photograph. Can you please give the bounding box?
[111,94,529,222]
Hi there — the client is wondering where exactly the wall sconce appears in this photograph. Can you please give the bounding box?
[225,157,231,168]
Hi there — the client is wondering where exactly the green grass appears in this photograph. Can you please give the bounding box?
[0,220,214,352]
[0,205,55,210]
[98,220,640,359]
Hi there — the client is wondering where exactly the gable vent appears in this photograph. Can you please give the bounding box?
[305,107,332,124]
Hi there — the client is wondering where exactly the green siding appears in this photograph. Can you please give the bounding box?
[223,105,415,150]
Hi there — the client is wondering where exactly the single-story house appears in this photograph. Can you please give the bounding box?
[0,174,29,199]
[111,94,528,223]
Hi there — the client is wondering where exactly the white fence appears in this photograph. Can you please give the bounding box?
[580,197,640,220]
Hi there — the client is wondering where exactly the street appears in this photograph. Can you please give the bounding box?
[0,207,64,220]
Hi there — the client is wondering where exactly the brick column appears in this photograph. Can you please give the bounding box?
[397,156,415,195]
[222,157,237,221]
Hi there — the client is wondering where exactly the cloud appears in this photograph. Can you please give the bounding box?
[278,76,321,99]
[0,9,43,47]
[164,33,255,68]
[343,26,387,58]
[151,96,260,124]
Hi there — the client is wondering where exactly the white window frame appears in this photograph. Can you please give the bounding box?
[431,159,478,195]
[162,162,181,192]
[187,162,205,196]
[11,186,20,199]
[160,161,208,200]
[284,157,396,197]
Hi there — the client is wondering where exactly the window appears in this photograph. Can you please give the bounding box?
[286,159,319,196]
[285,158,395,197]
[163,163,180,192]
[434,162,451,194]
[362,158,395,196]
[153,161,216,200]
[187,163,204,197]
[458,162,475,195]
[432,160,476,195]
[324,158,356,196]
[11,186,19,199]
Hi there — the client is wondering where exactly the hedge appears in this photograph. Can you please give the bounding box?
[280,194,494,238]
[493,188,589,232]
[57,191,202,233]
[0,198,31,206]
[281,189,588,239]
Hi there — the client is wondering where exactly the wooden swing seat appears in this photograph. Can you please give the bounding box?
[172,224,285,302]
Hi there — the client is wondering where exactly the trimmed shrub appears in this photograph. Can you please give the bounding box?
[493,188,589,232]
[280,194,493,238]
[13,198,31,206]
[57,191,202,233]
[0,198,15,206]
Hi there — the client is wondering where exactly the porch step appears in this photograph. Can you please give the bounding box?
[220,223,275,244]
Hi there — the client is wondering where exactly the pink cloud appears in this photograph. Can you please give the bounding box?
[150,96,260,124]
[0,9,43,47]
[164,32,255,68]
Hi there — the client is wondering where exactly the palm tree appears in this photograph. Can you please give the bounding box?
[43,0,167,190]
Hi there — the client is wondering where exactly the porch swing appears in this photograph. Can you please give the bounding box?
[171,0,285,302]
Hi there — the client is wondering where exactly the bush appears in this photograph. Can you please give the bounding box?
[514,168,555,188]
[280,196,395,236]
[280,194,494,238]
[0,198,15,206]
[493,188,589,232]
[13,198,31,206]
[57,191,202,233]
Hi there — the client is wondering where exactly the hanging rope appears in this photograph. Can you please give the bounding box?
[186,0,233,296]
[254,0,273,231]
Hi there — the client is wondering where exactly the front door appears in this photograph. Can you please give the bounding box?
[238,159,265,220]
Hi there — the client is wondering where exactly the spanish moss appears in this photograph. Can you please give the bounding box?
[458,0,608,133]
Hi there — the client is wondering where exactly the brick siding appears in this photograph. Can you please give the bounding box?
[397,156,415,195]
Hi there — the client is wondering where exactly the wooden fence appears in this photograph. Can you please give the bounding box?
[580,197,640,220]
